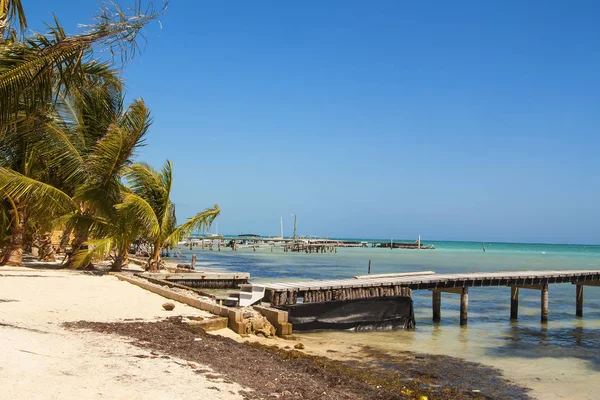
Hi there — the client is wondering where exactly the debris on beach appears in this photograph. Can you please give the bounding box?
[294,343,305,350]
[241,309,276,337]
[64,317,532,400]
[162,302,175,311]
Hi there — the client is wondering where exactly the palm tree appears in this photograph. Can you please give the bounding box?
[0,0,163,266]
[121,161,220,271]
[0,59,124,266]
[50,94,152,269]
[0,1,166,125]
[0,91,151,268]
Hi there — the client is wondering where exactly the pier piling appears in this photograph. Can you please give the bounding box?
[432,290,441,323]
[510,286,519,320]
[541,284,549,323]
[576,284,583,317]
[460,287,468,326]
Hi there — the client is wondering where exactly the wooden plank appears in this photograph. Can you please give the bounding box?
[575,281,600,287]
[515,284,545,290]
[263,270,600,295]
[434,287,465,294]
[354,271,435,279]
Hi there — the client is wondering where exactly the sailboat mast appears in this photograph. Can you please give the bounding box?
[280,217,283,238]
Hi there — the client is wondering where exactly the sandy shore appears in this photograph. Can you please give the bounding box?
[1,262,531,399]
[0,264,247,400]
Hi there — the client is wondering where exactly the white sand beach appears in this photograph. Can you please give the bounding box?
[0,265,247,400]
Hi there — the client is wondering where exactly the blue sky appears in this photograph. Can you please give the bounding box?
[25,1,600,243]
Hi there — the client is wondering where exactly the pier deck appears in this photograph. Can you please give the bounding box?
[265,270,600,295]
[263,270,600,325]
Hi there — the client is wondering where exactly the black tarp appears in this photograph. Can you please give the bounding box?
[277,296,415,331]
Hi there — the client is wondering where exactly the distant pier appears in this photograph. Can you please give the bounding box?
[183,236,435,252]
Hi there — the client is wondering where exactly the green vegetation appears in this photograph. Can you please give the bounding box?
[0,1,219,270]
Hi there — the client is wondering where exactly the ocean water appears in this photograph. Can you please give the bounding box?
[171,241,600,399]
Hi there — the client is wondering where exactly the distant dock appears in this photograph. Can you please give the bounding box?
[182,236,435,252]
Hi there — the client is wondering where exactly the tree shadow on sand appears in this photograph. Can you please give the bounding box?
[486,324,600,371]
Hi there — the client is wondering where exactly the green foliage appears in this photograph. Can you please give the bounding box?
[0,1,220,270]
[123,160,220,266]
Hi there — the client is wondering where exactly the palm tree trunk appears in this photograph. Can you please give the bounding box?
[58,228,72,254]
[39,232,56,262]
[147,240,161,272]
[2,204,25,266]
[65,226,90,269]
[111,244,128,272]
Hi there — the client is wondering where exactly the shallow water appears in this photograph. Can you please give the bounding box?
[170,242,600,399]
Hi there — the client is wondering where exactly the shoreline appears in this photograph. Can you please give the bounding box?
[0,262,531,399]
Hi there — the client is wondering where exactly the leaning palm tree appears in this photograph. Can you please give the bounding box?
[121,161,220,271]
[0,58,123,266]
[53,95,152,269]
[0,93,151,267]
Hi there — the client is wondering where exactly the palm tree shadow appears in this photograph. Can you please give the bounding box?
[17,256,67,270]
[486,324,600,371]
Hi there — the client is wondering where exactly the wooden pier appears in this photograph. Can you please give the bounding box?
[263,270,600,325]
[143,272,249,289]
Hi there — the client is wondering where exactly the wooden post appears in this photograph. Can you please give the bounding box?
[368,260,371,274]
[191,254,196,270]
[510,286,519,320]
[432,290,441,323]
[541,284,549,323]
[576,284,583,317]
[460,287,468,326]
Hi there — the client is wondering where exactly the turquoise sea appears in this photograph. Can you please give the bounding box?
[172,241,600,399]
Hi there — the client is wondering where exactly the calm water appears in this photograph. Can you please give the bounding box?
[171,241,600,399]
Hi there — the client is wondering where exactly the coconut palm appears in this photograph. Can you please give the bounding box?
[51,94,152,269]
[0,91,151,268]
[0,58,123,266]
[0,1,166,125]
[121,161,220,271]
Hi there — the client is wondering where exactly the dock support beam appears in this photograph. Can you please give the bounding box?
[460,287,468,326]
[510,286,519,320]
[432,290,441,323]
[431,287,468,325]
[576,284,583,318]
[541,284,549,323]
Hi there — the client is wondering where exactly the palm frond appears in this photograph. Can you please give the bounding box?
[165,204,220,247]
[116,192,160,238]
[86,124,124,186]
[0,167,76,213]
[71,237,113,268]
[38,120,86,185]
[157,159,174,233]
[0,1,167,123]
[0,0,28,35]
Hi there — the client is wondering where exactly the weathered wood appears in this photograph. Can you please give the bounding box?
[433,290,441,323]
[515,284,545,290]
[460,287,468,326]
[264,270,600,292]
[436,287,465,294]
[354,271,435,279]
[510,286,519,320]
[575,281,600,287]
[541,284,549,323]
[576,284,583,317]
